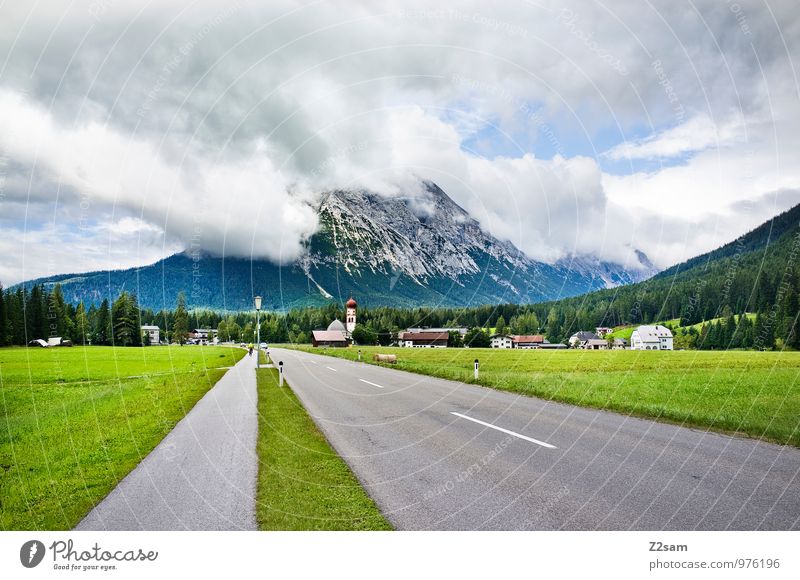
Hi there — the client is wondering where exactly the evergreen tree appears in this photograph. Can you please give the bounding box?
[73,302,90,345]
[495,315,507,336]
[129,293,142,347]
[94,299,111,345]
[111,292,137,346]
[9,289,26,345]
[0,284,7,346]
[26,285,47,341]
[173,292,189,345]
[49,284,73,338]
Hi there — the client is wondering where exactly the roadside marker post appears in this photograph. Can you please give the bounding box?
[279,361,284,386]
[358,349,362,361]
[474,359,479,380]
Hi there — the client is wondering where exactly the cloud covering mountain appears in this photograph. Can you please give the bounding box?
[0,0,798,286]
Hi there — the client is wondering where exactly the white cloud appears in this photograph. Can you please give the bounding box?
[604,114,746,161]
[0,0,798,284]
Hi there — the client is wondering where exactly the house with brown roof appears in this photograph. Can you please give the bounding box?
[513,335,546,349]
[399,331,449,348]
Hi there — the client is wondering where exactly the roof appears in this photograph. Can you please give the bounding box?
[584,339,609,346]
[312,330,348,342]
[490,334,513,339]
[613,338,628,344]
[346,297,357,308]
[400,332,449,341]
[570,331,599,341]
[513,334,544,343]
[633,325,673,341]
[407,327,468,334]
[327,319,346,332]
[141,325,159,330]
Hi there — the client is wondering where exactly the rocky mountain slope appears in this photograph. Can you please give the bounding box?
[15,182,656,310]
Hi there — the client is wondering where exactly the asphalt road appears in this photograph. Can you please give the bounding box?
[76,352,259,530]
[271,347,800,530]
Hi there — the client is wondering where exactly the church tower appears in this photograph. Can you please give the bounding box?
[345,297,357,333]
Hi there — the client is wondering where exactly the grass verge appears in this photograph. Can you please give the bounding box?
[255,367,391,530]
[0,345,244,530]
[279,345,800,448]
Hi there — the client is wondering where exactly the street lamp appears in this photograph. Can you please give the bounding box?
[254,296,262,365]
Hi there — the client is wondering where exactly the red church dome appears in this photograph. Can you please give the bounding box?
[346,297,357,308]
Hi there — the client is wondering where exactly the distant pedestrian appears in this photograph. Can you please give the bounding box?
[248,343,254,357]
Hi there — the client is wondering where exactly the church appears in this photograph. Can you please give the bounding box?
[311,297,357,347]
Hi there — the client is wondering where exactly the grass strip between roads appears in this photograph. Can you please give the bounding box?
[282,345,800,448]
[0,345,245,530]
[255,366,391,530]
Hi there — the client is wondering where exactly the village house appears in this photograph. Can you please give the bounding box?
[569,331,600,348]
[399,331,449,348]
[582,338,609,350]
[188,328,214,344]
[490,334,551,349]
[490,334,514,349]
[406,326,469,336]
[513,335,547,349]
[141,325,160,344]
[631,325,674,350]
[611,338,629,350]
[595,326,614,337]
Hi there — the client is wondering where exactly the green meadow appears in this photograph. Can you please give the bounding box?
[285,345,800,447]
[0,345,244,530]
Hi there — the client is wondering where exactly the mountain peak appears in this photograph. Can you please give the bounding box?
[13,181,658,310]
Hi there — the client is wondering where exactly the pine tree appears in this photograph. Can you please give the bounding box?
[10,288,26,345]
[495,315,507,336]
[94,299,111,345]
[173,292,189,345]
[73,302,90,345]
[112,292,135,346]
[0,285,7,346]
[26,285,47,341]
[129,293,142,347]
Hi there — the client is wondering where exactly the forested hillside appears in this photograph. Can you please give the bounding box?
[3,204,798,350]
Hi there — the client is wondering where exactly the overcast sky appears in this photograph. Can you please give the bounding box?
[1,0,798,285]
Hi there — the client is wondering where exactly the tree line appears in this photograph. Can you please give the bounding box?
[2,228,799,350]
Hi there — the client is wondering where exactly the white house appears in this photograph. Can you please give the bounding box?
[490,335,514,349]
[631,325,673,350]
[595,326,614,337]
[141,325,160,344]
[582,338,609,350]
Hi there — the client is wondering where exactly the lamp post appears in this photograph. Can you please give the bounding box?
[255,295,262,366]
